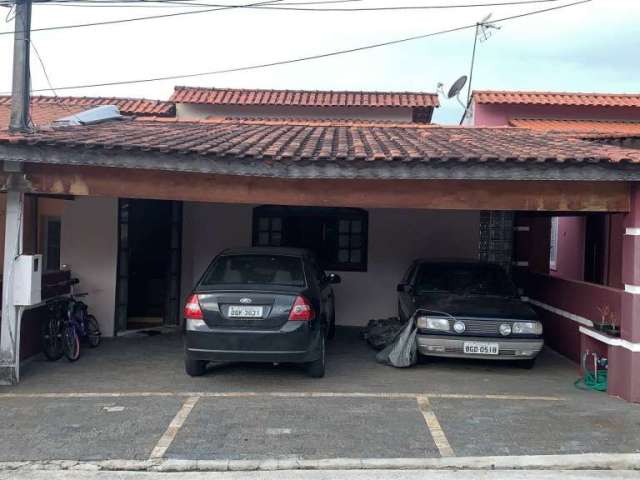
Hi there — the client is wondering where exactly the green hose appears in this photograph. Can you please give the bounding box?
[575,369,608,392]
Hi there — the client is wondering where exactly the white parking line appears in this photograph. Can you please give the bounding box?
[149,396,200,460]
[0,391,567,401]
[417,395,455,458]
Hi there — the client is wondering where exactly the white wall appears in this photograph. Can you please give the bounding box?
[61,197,118,337]
[176,103,415,123]
[182,203,480,326]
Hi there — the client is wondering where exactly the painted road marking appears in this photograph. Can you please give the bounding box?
[0,391,566,401]
[149,396,200,460]
[417,395,454,458]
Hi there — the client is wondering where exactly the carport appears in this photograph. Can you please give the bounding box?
[0,118,640,408]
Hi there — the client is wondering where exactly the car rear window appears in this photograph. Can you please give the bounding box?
[201,255,306,287]
[414,263,516,297]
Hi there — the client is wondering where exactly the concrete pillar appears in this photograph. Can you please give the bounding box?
[610,182,640,402]
[0,190,25,385]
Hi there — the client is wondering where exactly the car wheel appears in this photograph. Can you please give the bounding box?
[185,357,207,377]
[306,335,326,378]
[517,358,536,369]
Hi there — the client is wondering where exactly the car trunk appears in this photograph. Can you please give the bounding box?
[196,287,300,330]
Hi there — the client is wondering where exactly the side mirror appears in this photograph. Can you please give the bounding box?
[327,273,341,284]
[397,283,409,293]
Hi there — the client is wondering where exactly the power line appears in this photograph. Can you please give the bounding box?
[15,0,362,7]
[5,0,591,95]
[0,0,284,35]
[0,0,575,34]
[14,0,569,9]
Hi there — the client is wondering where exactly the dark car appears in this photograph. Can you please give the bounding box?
[183,247,340,378]
[397,259,543,368]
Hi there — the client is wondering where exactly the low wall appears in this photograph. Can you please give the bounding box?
[524,272,623,363]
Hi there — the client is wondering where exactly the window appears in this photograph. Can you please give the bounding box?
[549,217,559,271]
[201,255,305,287]
[43,216,61,272]
[252,206,368,271]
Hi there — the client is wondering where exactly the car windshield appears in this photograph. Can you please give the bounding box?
[414,263,516,297]
[201,255,306,287]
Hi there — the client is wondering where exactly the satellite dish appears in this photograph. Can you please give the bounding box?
[447,75,468,99]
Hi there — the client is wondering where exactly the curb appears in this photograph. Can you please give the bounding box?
[1,453,639,472]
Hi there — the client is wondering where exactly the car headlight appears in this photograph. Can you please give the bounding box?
[417,316,450,331]
[499,323,512,336]
[512,321,543,335]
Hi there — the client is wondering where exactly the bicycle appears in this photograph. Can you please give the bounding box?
[61,279,101,362]
[40,278,101,362]
[40,299,66,361]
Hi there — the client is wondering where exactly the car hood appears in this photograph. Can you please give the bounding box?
[413,293,537,320]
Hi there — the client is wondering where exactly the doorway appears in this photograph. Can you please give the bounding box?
[115,199,182,332]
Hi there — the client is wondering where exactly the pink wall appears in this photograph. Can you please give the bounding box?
[551,217,585,282]
[473,104,640,127]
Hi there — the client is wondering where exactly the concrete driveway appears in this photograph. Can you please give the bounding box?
[0,327,639,467]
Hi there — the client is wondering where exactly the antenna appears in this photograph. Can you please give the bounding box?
[478,13,501,42]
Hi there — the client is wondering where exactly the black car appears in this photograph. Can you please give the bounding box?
[398,259,543,367]
[183,247,340,378]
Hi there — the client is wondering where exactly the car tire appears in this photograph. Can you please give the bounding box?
[185,357,207,377]
[306,335,326,378]
[327,305,336,340]
[518,358,536,369]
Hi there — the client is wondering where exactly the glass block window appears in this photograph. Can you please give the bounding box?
[478,210,514,271]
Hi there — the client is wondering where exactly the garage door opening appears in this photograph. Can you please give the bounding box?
[115,199,183,333]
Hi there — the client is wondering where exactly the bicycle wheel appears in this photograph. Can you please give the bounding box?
[41,317,63,361]
[86,315,101,348]
[63,325,81,362]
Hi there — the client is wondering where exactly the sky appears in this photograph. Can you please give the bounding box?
[0,0,638,124]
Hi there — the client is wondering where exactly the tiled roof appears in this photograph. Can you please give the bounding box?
[473,90,640,108]
[0,96,175,129]
[170,86,440,108]
[1,118,637,166]
[510,118,640,135]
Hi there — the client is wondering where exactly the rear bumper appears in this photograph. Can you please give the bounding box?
[184,320,322,363]
[416,334,543,360]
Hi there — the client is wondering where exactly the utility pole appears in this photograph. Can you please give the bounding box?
[9,0,33,133]
[1,0,31,384]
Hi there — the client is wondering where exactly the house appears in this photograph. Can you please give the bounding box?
[169,86,439,123]
[465,89,640,400]
[0,87,639,404]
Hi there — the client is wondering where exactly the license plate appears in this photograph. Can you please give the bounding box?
[228,305,263,318]
[463,342,499,355]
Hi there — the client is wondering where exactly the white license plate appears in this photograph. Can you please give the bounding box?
[463,342,500,355]
[228,305,263,318]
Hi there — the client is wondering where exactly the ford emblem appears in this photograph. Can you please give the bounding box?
[239,298,252,304]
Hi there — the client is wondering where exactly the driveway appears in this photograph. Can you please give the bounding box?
[1,327,639,465]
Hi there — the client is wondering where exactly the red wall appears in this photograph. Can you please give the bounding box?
[525,273,624,363]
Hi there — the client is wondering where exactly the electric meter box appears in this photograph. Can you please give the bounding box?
[13,255,42,306]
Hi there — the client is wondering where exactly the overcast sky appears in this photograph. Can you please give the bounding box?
[0,0,638,123]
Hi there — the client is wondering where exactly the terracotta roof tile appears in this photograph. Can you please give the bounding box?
[1,118,638,166]
[0,96,175,129]
[170,86,440,108]
[473,90,640,108]
[510,118,640,135]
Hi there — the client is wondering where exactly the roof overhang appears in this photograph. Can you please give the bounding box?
[2,142,640,182]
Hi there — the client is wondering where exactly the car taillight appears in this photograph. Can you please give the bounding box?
[184,294,203,320]
[288,296,315,321]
